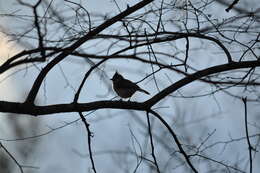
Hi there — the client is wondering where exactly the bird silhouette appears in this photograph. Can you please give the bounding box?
[111,72,150,99]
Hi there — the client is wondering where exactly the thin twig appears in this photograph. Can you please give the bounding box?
[73,59,107,173]
[146,111,161,172]
[225,0,240,12]
[148,110,198,173]
[128,126,143,173]
[192,154,245,173]
[184,36,189,72]
[0,142,24,173]
[73,59,106,102]
[144,29,160,91]
[78,111,97,173]
[33,0,45,58]
[242,97,253,173]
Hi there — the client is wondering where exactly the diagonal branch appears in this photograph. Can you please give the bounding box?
[0,142,24,173]
[148,110,198,173]
[225,0,240,12]
[146,111,160,172]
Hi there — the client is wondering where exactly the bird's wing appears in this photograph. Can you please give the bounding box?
[117,79,139,90]
[117,78,150,95]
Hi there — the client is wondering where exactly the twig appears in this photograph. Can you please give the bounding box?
[184,36,189,72]
[144,29,160,91]
[73,59,106,102]
[128,126,143,173]
[225,0,240,12]
[192,154,245,173]
[242,97,253,173]
[73,59,107,173]
[155,0,165,39]
[148,110,198,173]
[33,0,45,58]
[0,142,24,173]
[78,111,97,173]
[146,111,161,172]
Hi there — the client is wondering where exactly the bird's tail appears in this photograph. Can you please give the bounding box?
[138,88,150,95]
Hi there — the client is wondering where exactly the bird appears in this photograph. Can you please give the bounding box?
[111,72,150,99]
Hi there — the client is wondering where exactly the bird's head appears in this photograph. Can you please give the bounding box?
[111,71,124,81]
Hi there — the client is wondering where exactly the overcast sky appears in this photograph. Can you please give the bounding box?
[0,0,260,172]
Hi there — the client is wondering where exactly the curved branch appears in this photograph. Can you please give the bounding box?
[92,32,233,63]
[0,60,260,115]
[145,60,260,107]
[148,110,198,173]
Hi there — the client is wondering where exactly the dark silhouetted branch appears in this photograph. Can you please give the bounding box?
[0,142,24,173]
[242,97,253,173]
[226,0,240,12]
[148,110,198,173]
[146,111,160,172]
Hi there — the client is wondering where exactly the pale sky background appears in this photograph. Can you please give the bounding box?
[0,0,260,173]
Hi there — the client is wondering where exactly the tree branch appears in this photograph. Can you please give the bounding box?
[242,97,253,173]
[146,111,160,172]
[0,60,260,115]
[0,142,24,173]
[148,110,198,173]
[145,60,260,106]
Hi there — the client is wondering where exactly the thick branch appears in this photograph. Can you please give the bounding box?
[145,60,260,106]
[0,60,260,115]
[0,101,148,115]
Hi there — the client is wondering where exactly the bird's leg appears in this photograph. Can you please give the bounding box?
[128,96,132,102]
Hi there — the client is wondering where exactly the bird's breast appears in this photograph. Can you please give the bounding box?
[113,86,136,98]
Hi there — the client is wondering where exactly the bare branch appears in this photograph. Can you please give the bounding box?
[146,111,160,172]
[225,0,240,12]
[148,110,198,173]
[242,97,253,173]
[0,142,24,173]
[78,112,97,173]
